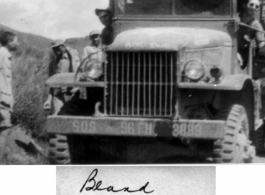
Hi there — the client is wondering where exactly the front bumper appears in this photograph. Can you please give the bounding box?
[47,116,225,140]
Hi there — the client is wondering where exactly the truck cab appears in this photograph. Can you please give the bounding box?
[46,0,265,164]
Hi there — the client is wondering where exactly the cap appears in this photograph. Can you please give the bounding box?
[95,0,111,15]
[51,39,64,48]
[89,30,101,37]
[95,8,111,17]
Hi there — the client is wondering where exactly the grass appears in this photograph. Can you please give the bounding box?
[1,43,52,164]
[0,25,54,164]
[11,44,50,140]
[11,36,88,138]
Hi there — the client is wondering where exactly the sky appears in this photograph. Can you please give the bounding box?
[0,0,109,40]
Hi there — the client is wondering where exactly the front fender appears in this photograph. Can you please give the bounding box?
[45,73,105,88]
[177,75,252,91]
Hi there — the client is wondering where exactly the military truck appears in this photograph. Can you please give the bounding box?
[46,0,265,164]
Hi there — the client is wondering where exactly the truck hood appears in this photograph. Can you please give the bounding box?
[108,27,232,51]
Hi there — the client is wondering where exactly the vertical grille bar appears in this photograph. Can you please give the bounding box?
[165,53,168,115]
[148,52,151,116]
[110,53,114,114]
[137,53,140,115]
[104,58,107,114]
[121,52,125,115]
[115,52,119,115]
[132,52,135,116]
[159,52,162,115]
[154,53,157,116]
[170,53,174,115]
[143,52,146,115]
[127,52,130,115]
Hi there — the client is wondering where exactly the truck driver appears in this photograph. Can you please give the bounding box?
[95,8,114,45]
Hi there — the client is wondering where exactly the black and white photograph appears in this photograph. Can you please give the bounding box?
[56,166,216,195]
[1,0,265,164]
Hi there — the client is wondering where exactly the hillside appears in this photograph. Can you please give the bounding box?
[0,23,91,57]
[65,36,91,57]
[0,24,52,49]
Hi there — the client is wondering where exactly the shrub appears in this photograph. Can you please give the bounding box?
[12,44,50,139]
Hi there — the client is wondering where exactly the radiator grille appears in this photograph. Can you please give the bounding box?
[106,51,176,117]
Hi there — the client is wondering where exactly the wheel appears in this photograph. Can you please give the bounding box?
[49,134,71,164]
[213,105,255,163]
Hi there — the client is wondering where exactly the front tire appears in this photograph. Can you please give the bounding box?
[255,124,265,154]
[213,105,255,163]
[49,134,71,164]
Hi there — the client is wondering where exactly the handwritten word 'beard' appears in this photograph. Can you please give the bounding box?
[80,169,154,194]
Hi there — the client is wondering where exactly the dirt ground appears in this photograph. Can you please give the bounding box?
[1,126,265,164]
[253,154,265,163]
[0,126,48,165]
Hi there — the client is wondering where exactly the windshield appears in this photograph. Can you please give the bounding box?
[116,0,232,17]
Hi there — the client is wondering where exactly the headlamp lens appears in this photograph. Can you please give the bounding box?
[85,59,103,79]
[184,60,205,81]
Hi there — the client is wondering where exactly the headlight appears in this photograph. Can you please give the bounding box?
[84,59,103,79]
[184,59,205,81]
[210,65,223,82]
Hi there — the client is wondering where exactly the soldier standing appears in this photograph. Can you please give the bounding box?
[237,0,265,67]
[238,0,264,48]
[0,30,19,159]
[82,30,102,61]
[43,40,80,115]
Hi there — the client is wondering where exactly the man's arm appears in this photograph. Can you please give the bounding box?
[254,21,265,48]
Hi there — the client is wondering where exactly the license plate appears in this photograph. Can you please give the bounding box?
[47,116,225,139]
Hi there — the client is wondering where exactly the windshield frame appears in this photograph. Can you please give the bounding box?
[114,0,235,19]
